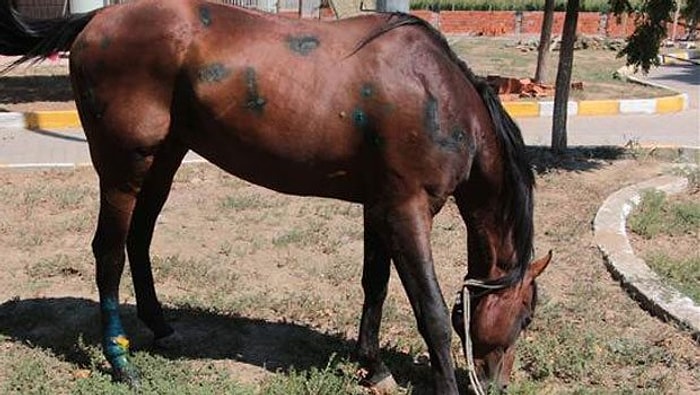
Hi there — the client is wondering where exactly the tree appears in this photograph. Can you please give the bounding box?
[611,0,692,72]
[551,0,580,153]
[534,0,556,83]
[681,0,699,39]
[549,0,697,152]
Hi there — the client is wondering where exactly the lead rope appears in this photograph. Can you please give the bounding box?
[461,279,510,395]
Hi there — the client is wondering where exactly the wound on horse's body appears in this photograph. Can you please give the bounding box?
[198,63,231,83]
[286,35,320,56]
[244,67,266,114]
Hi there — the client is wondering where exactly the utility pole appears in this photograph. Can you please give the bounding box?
[300,0,321,18]
[376,0,409,13]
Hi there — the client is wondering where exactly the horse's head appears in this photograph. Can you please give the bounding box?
[452,251,552,393]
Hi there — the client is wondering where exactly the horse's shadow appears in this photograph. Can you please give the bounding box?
[0,296,456,393]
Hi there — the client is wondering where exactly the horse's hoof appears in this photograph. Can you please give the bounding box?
[368,374,398,395]
[359,370,398,395]
[113,364,140,389]
[154,330,183,349]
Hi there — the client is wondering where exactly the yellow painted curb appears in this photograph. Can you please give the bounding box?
[578,100,620,116]
[25,111,81,130]
[503,102,538,117]
[655,94,686,114]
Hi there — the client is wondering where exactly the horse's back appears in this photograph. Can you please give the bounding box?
[72,1,484,203]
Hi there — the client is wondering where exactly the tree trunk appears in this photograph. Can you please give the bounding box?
[534,0,555,83]
[671,1,681,41]
[551,0,580,153]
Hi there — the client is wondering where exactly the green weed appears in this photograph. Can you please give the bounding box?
[645,252,700,303]
[25,254,85,279]
[220,194,278,211]
[261,355,366,395]
[628,189,700,238]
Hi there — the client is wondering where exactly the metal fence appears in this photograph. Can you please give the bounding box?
[13,0,300,19]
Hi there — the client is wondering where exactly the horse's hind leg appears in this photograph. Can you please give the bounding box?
[357,206,395,389]
[91,150,157,384]
[126,138,187,343]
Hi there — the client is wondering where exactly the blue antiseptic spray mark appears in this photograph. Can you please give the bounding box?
[199,5,212,27]
[100,297,130,369]
[353,108,368,128]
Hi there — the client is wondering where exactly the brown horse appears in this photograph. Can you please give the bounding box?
[1,1,551,393]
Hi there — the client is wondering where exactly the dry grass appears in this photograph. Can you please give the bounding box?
[450,37,671,100]
[0,157,698,394]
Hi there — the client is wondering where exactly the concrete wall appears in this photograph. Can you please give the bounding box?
[412,10,692,38]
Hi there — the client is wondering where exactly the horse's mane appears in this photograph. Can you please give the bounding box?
[353,13,535,287]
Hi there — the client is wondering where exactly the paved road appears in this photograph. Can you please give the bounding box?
[518,63,699,147]
[0,64,697,167]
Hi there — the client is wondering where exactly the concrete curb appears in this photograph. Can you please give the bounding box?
[499,92,689,117]
[658,49,700,66]
[0,91,690,131]
[0,112,25,129]
[593,175,700,340]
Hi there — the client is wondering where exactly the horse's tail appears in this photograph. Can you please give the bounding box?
[0,0,97,72]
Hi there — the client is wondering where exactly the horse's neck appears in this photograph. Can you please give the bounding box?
[465,209,517,281]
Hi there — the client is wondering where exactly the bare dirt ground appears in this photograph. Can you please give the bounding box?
[0,153,698,394]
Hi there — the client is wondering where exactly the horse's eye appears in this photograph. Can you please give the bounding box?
[522,314,532,329]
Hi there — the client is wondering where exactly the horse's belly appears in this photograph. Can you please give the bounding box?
[182,125,367,203]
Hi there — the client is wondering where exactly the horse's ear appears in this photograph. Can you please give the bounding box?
[529,250,552,279]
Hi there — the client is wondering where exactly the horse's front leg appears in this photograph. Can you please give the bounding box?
[385,197,458,395]
[356,205,395,391]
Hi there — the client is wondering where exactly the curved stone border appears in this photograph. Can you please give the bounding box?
[593,175,700,340]
[658,49,700,66]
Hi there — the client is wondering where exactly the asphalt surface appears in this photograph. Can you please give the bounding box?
[0,64,697,167]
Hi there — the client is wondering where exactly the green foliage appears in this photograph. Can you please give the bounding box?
[628,189,668,238]
[628,187,700,303]
[261,355,366,395]
[645,252,700,303]
[71,350,255,395]
[628,189,700,239]
[3,358,54,395]
[611,0,678,72]
[681,0,700,27]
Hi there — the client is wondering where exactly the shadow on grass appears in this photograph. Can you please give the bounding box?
[527,145,629,174]
[0,297,469,394]
[0,75,73,104]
